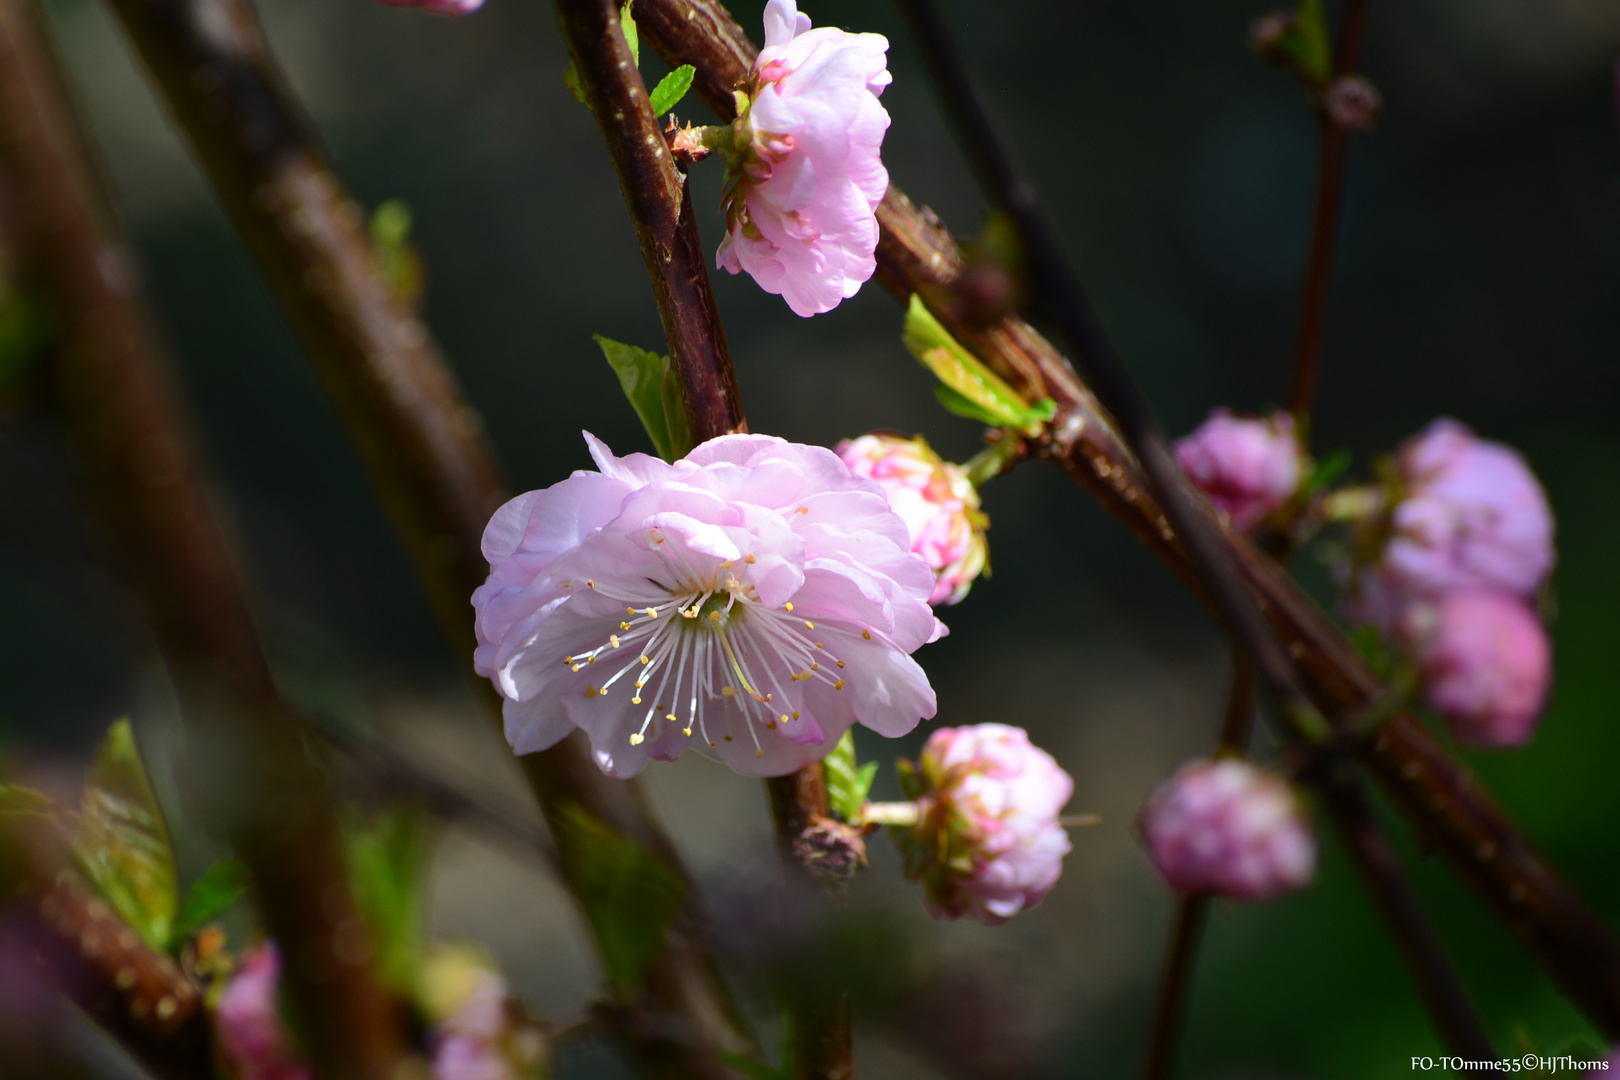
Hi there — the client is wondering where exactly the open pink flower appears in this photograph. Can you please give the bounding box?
[473,433,942,778]
[375,0,484,14]
[1402,589,1552,748]
[836,434,988,605]
[716,0,890,317]
[895,724,1073,925]
[1174,409,1302,532]
[1139,759,1315,902]
[214,944,309,1080]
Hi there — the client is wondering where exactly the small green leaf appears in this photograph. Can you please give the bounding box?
[553,802,684,993]
[1303,447,1352,494]
[73,720,178,951]
[823,731,877,823]
[1279,0,1332,83]
[620,0,639,68]
[649,64,696,117]
[370,200,423,310]
[904,295,1050,433]
[563,63,587,104]
[347,806,428,993]
[594,334,691,462]
[169,860,250,947]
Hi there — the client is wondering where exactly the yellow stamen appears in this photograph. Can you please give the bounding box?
[804,620,815,630]
[632,697,642,704]
[862,630,872,640]
[784,602,794,612]
[836,660,845,669]
[610,634,620,648]
[640,655,650,664]
[629,733,644,745]
[683,727,692,736]
[745,554,756,564]
[721,687,737,697]
[834,679,845,690]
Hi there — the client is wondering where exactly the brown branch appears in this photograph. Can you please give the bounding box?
[93,0,758,1071]
[552,2,846,1075]
[0,2,408,1075]
[631,0,1620,1039]
[1290,0,1372,418]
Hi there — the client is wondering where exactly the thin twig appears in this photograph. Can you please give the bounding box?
[97,0,756,1068]
[551,2,847,1074]
[1290,0,1372,418]
[631,0,1620,1037]
[0,2,407,1074]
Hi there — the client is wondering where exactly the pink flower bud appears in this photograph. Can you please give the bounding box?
[213,944,310,1080]
[1402,589,1551,748]
[1350,419,1554,633]
[717,0,891,317]
[895,724,1073,925]
[1139,759,1315,902]
[375,0,484,14]
[1173,409,1303,532]
[1324,75,1382,132]
[422,950,548,1080]
[836,434,989,606]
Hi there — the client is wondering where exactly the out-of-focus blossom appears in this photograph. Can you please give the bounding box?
[1402,589,1552,748]
[423,949,547,1080]
[1173,409,1302,532]
[894,724,1073,925]
[375,0,484,14]
[472,433,942,778]
[1139,759,1314,902]
[717,0,890,316]
[1587,1047,1619,1079]
[1348,418,1554,633]
[836,434,988,605]
[214,944,310,1080]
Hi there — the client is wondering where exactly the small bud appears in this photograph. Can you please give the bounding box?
[1173,409,1303,533]
[1249,11,1296,60]
[1139,759,1315,902]
[1324,75,1383,133]
[837,434,989,605]
[666,118,714,165]
[1403,589,1551,748]
[214,944,311,1080]
[793,818,869,883]
[892,724,1074,925]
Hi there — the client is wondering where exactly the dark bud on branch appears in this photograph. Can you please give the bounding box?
[793,818,868,884]
[1324,75,1383,133]
[1250,12,1297,60]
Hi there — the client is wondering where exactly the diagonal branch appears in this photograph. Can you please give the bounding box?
[631,0,1620,1038]
[94,0,754,1069]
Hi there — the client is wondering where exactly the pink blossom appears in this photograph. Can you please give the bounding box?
[1173,409,1302,532]
[1139,759,1315,902]
[1402,589,1552,748]
[214,944,310,1080]
[716,0,890,317]
[1588,1048,1619,1078]
[375,0,484,14]
[895,724,1073,925]
[473,433,942,778]
[836,434,988,605]
[1349,419,1554,632]
[429,967,545,1080]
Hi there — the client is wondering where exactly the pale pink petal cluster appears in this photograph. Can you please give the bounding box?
[473,433,942,778]
[716,0,890,317]
[1348,418,1554,633]
[836,434,988,606]
[375,0,484,14]
[213,944,310,1080]
[1139,759,1314,902]
[1400,589,1552,747]
[1173,409,1302,532]
[429,967,546,1080]
[895,724,1073,925]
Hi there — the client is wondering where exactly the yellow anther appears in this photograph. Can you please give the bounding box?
[862,630,872,640]
[683,727,692,736]
[721,687,737,697]
[792,711,800,720]
[565,656,574,664]
[627,607,636,616]
[789,673,799,682]
[572,664,582,672]
[588,656,596,664]
[811,663,819,671]
[784,602,794,611]
[640,655,650,664]
[709,611,722,622]
[724,735,734,742]
[834,679,845,690]
[646,607,658,617]
[583,685,597,698]
[720,560,734,568]
[708,740,717,747]
[745,554,756,564]
[599,687,608,695]
[621,621,631,630]
[632,697,642,705]
[815,642,824,649]
[665,713,678,722]
[804,620,815,630]
[767,721,777,729]
[587,579,596,588]
[629,733,644,746]
[755,749,764,758]
[780,714,789,723]
[795,507,808,515]
[611,634,620,648]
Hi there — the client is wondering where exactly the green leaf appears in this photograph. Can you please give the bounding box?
[1280,0,1332,83]
[1303,446,1352,494]
[823,731,877,823]
[369,200,423,310]
[904,295,1051,433]
[649,64,695,117]
[73,720,178,951]
[620,0,639,67]
[347,806,429,993]
[552,801,685,993]
[594,334,691,462]
[563,63,587,105]
[169,860,250,947]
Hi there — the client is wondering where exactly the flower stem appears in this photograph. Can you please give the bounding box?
[859,801,921,827]
[960,429,1025,488]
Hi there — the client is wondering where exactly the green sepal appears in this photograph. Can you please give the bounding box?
[169,860,251,948]
[347,805,429,994]
[369,200,424,311]
[649,65,696,117]
[73,720,179,952]
[552,802,685,994]
[1271,0,1332,84]
[823,731,877,824]
[903,295,1053,433]
[620,0,639,67]
[563,64,587,105]
[594,334,692,462]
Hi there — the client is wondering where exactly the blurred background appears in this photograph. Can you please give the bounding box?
[2,0,1618,1075]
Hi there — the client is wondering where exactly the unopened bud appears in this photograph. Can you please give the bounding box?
[794,818,868,883]
[1249,11,1296,60]
[1324,75,1382,133]
[1404,589,1551,748]
[1173,409,1303,533]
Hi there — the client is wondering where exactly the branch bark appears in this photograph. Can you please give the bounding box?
[95,0,754,1069]
[631,0,1620,1040]
[0,2,407,1075]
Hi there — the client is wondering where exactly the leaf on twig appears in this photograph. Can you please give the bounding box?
[552,802,684,994]
[903,295,1054,433]
[823,731,877,824]
[649,65,696,117]
[169,860,251,947]
[73,720,178,951]
[347,805,429,993]
[620,0,639,68]
[594,334,692,462]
